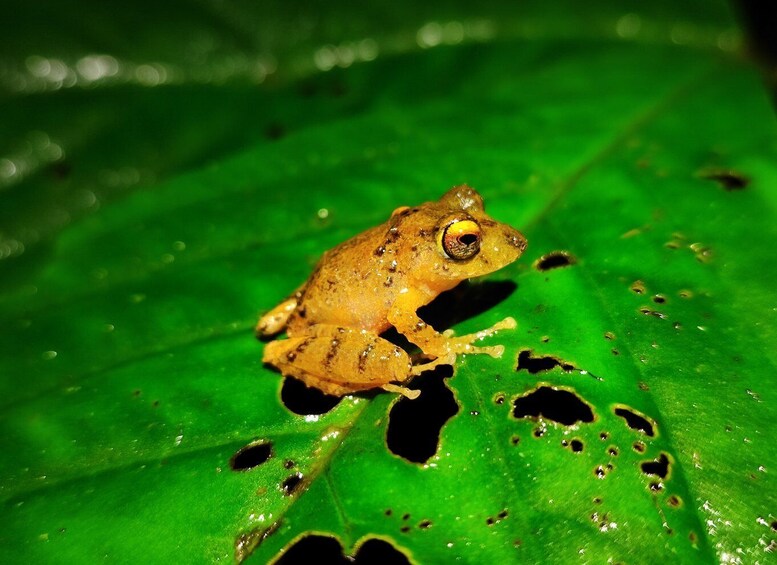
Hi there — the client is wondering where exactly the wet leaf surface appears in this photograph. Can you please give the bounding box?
[1,1,776,563]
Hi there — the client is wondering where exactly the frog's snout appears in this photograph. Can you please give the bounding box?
[506,227,528,254]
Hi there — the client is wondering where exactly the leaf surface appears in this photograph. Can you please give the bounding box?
[1,1,775,563]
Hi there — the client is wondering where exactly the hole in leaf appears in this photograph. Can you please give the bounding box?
[355,539,411,564]
[485,509,509,527]
[281,377,341,416]
[516,349,576,374]
[594,465,609,479]
[591,511,614,531]
[614,406,656,437]
[386,365,457,463]
[570,439,584,452]
[230,440,272,471]
[667,495,682,508]
[512,386,595,426]
[418,519,432,529]
[534,250,577,271]
[638,306,667,319]
[700,169,750,190]
[282,473,303,496]
[633,441,646,453]
[641,452,671,479]
[275,535,347,565]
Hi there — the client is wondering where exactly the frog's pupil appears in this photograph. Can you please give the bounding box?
[459,233,478,246]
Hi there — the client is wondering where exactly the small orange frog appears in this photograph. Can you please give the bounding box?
[258,185,527,399]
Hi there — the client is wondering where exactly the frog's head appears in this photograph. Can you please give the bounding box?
[431,185,527,281]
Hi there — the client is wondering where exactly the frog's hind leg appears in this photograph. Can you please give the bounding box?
[262,324,419,398]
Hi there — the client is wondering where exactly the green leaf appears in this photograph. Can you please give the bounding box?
[2,1,776,563]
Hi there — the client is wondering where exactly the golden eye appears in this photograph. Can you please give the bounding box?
[439,219,481,260]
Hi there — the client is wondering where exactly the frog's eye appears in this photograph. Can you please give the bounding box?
[439,219,481,260]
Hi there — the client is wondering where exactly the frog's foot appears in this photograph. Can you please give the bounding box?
[441,316,517,358]
[382,383,421,400]
[410,351,457,376]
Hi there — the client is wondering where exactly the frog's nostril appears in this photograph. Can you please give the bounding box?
[507,231,527,252]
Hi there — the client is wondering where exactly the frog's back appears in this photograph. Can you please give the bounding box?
[285,223,404,335]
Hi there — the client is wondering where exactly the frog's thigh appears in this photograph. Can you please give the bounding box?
[262,324,417,397]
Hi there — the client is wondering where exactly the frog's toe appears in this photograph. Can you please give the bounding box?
[382,383,421,399]
[483,344,505,358]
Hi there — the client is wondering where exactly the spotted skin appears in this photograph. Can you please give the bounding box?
[258,185,527,399]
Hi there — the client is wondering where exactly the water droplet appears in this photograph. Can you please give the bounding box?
[358,38,378,61]
[0,158,17,178]
[417,22,443,48]
[313,45,337,71]
[616,14,642,38]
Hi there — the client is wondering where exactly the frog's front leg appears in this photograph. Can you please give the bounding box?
[388,289,516,361]
[262,324,420,399]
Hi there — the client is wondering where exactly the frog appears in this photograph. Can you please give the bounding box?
[258,185,527,400]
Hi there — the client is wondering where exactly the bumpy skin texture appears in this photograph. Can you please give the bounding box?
[258,185,527,399]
